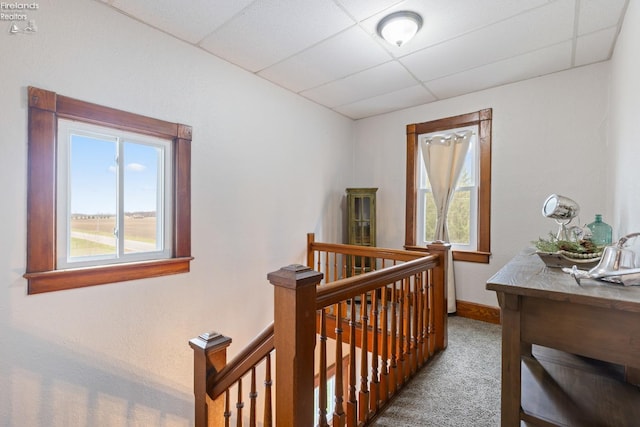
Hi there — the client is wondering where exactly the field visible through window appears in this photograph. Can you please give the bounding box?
[70,215,157,257]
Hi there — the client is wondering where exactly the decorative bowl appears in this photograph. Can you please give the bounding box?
[535,250,602,269]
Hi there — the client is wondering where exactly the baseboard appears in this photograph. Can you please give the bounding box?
[455,300,501,324]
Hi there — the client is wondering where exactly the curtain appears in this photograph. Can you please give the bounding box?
[420,130,472,313]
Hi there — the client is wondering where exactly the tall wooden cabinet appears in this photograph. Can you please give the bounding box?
[346,188,377,273]
[347,188,377,247]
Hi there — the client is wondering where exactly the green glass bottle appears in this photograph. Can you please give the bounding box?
[587,214,612,247]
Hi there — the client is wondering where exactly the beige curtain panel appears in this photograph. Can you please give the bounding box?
[420,130,472,313]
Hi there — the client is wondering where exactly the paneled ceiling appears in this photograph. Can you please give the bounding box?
[98,0,628,119]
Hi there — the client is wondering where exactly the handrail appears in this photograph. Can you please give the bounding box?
[208,323,274,400]
[316,254,438,308]
[309,240,430,262]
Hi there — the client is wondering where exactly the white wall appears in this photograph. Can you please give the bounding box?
[2,0,636,425]
[353,63,611,307]
[0,1,353,426]
[610,0,640,237]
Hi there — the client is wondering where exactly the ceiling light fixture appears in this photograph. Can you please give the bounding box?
[376,11,423,47]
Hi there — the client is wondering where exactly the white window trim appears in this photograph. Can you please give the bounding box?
[56,119,173,269]
[416,125,479,251]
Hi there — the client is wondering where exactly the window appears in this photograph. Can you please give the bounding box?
[417,125,478,251]
[24,87,192,294]
[56,119,173,268]
[405,109,492,263]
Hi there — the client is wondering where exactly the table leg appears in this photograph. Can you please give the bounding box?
[625,366,640,385]
[500,293,522,426]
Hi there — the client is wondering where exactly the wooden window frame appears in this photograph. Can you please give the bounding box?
[24,86,193,294]
[405,109,492,263]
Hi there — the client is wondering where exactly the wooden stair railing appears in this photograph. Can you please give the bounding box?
[306,233,449,353]
[189,324,275,427]
[190,234,450,427]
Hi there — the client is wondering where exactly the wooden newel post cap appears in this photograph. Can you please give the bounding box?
[189,331,232,352]
[267,264,324,290]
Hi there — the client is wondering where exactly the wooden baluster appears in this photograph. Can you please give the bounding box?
[319,308,329,427]
[324,251,329,284]
[423,270,430,358]
[347,297,358,427]
[389,281,398,395]
[411,274,421,375]
[403,277,412,382]
[333,303,346,427]
[351,255,356,277]
[427,269,435,357]
[407,276,415,375]
[369,289,380,413]
[397,279,405,388]
[342,254,347,279]
[359,291,370,423]
[236,379,244,427]
[413,275,421,369]
[379,283,389,402]
[224,390,231,427]
[422,271,430,363]
[416,273,425,367]
[333,251,338,282]
[264,354,273,427]
[249,368,257,427]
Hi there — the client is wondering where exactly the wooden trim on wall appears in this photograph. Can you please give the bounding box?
[405,124,418,247]
[452,251,491,263]
[25,86,193,294]
[405,108,492,264]
[455,300,501,325]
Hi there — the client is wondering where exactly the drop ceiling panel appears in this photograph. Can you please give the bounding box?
[426,42,573,100]
[300,61,418,108]
[108,0,253,44]
[578,0,627,35]
[334,84,437,119]
[199,0,355,72]
[258,26,392,93]
[574,27,617,66]
[335,0,405,21]
[402,0,575,82]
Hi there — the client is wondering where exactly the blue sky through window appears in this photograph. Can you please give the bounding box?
[124,141,159,214]
[70,134,159,215]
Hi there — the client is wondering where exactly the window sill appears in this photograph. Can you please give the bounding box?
[24,257,193,294]
[452,250,490,263]
[404,245,490,264]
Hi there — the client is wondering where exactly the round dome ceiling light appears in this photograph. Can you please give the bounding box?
[376,11,423,47]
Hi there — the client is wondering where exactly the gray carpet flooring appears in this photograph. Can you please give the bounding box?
[370,316,502,427]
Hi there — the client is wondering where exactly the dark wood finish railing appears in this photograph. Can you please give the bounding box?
[190,234,449,426]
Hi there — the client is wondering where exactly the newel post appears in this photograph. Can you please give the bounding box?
[426,241,451,351]
[189,332,232,427]
[306,233,316,269]
[268,264,323,427]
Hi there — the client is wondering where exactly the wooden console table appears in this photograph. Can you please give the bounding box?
[487,249,640,426]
